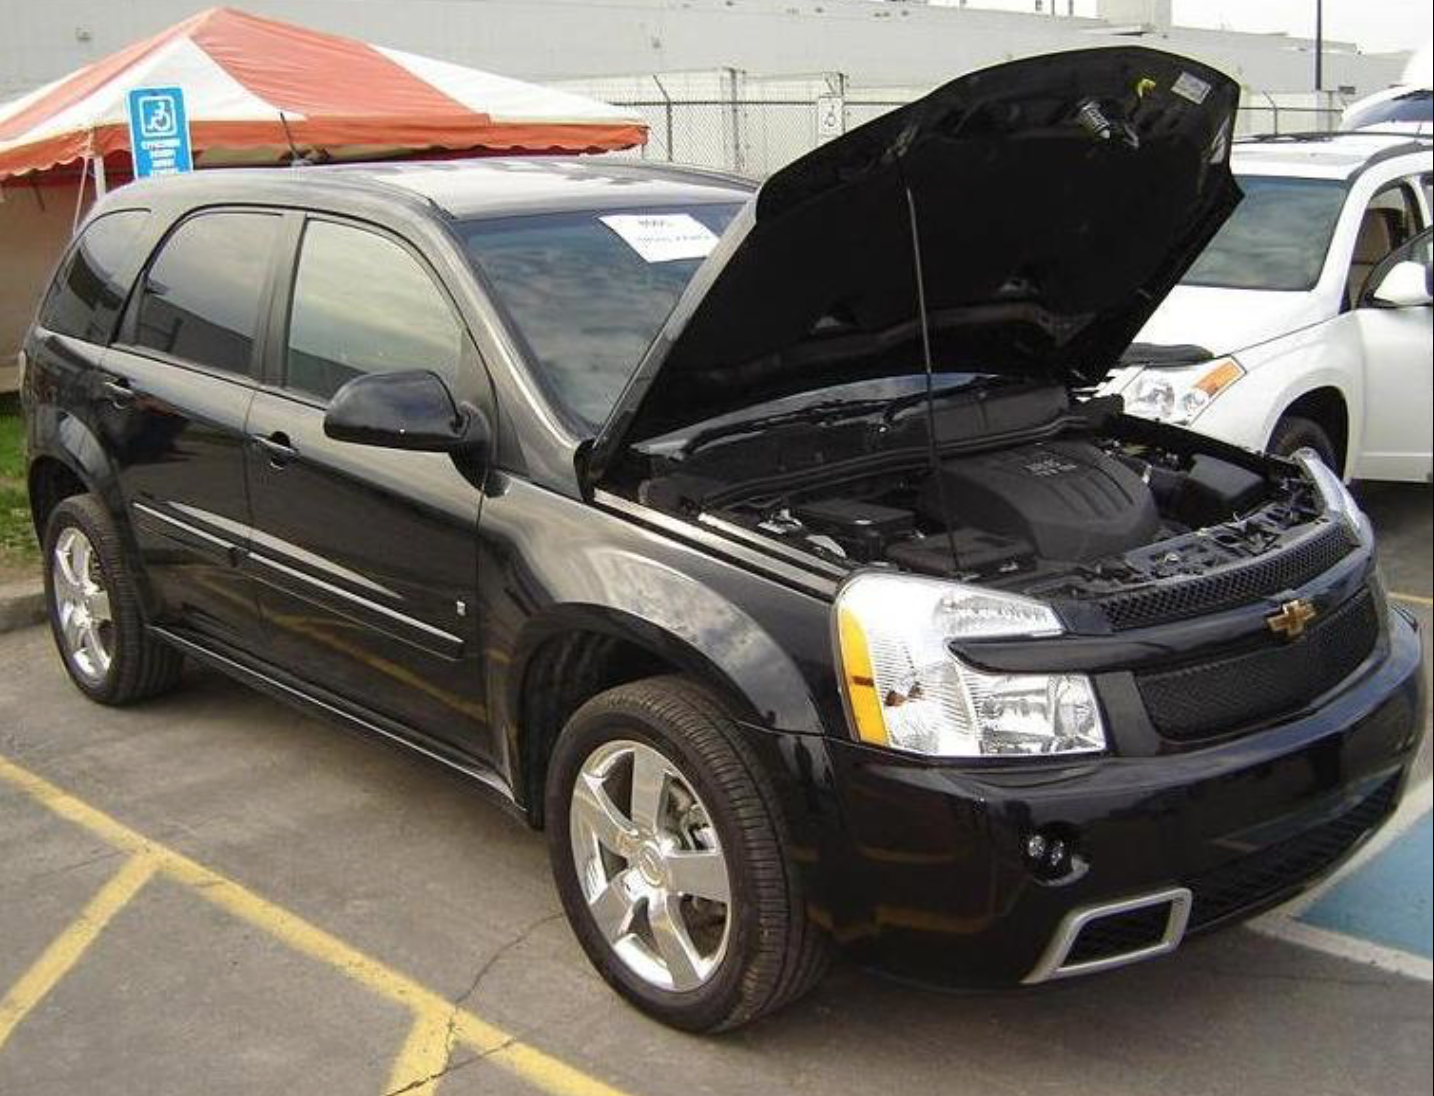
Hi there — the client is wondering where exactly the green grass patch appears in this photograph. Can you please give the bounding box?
[0,395,23,482]
[0,394,35,565]
[0,482,35,564]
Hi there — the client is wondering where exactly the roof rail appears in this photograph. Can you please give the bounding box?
[1339,129,1434,141]
[1232,131,1433,181]
[1235,130,1433,145]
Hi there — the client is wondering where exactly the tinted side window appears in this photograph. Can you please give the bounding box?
[286,220,464,402]
[40,210,151,343]
[133,212,281,376]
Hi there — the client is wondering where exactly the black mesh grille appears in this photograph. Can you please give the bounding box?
[1136,587,1380,741]
[1187,776,1399,930]
[1093,524,1355,631]
[1065,902,1173,966]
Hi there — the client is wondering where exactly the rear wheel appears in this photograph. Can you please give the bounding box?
[43,495,183,705]
[1269,415,1339,472]
[545,676,828,1031]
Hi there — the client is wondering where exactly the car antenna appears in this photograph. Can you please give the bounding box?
[904,181,962,576]
[278,112,308,166]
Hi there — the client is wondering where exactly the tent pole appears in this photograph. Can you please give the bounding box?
[72,154,91,234]
[93,149,108,198]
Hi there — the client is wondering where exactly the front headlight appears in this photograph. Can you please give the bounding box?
[835,574,1106,758]
[1124,357,1244,425]
[1295,449,1373,546]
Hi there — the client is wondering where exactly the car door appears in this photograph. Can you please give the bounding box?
[243,214,491,757]
[1353,227,1433,482]
[99,207,284,649]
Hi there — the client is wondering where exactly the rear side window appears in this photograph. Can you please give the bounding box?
[133,211,281,377]
[285,219,465,402]
[40,210,150,343]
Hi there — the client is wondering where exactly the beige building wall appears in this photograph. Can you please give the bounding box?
[0,183,80,389]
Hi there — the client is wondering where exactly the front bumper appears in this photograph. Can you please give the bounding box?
[796,605,1425,988]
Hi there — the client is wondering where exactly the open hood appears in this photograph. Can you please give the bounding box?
[588,47,1241,482]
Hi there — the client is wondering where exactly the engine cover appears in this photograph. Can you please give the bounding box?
[920,440,1159,563]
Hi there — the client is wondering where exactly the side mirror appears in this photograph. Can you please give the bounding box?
[1370,260,1434,308]
[323,370,489,454]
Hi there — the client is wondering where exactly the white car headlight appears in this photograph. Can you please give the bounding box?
[1124,357,1244,425]
[835,574,1106,758]
[1295,449,1373,546]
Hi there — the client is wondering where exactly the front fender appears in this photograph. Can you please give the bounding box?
[1197,325,1358,461]
[478,478,849,909]
[483,476,838,744]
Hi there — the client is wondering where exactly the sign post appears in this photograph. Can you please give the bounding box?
[125,86,193,179]
[815,94,845,143]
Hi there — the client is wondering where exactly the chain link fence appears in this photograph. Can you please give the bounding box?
[604,93,1346,179]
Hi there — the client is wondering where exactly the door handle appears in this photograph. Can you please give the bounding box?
[254,432,298,468]
[101,378,134,408]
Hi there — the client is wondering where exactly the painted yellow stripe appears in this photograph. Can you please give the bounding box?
[1389,591,1434,608]
[0,853,157,1052]
[479,1038,649,1096]
[386,1006,454,1096]
[0,753,635,1096]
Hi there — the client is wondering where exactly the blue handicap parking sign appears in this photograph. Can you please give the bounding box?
[126,86,193,179]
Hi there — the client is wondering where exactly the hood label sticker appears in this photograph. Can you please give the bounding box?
[1171,71,1213,105]
[600,213,720,263]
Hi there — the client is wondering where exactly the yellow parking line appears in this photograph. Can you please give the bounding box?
[387,1005,454,1096]
[1389,591,1434,608]
[0,754,635,1096]
[0,853,158,1052]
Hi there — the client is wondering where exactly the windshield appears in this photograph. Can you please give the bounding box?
[459,203,744,430]
[1181,176,1348,291]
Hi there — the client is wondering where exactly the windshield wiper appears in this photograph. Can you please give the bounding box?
[679,397,894,455]
[878,377,1012,422]
[678,376,1016,456]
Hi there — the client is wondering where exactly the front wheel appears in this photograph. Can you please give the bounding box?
[545,676,828,1031]
[1269,415,1339,472]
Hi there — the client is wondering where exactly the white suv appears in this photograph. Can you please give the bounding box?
[1102,133,1433,483]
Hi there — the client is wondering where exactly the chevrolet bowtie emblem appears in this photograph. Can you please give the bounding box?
[1267,598,1318,640]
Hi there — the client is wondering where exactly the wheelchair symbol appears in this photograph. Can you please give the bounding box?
[138,96,179,139]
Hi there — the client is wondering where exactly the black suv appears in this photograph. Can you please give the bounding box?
[20,49,1425,1032]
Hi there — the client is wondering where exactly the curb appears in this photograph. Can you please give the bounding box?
[0,579,45,634]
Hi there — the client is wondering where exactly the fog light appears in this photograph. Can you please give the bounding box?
[1025,826,1082,881]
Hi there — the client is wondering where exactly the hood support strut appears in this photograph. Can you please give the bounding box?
[905,180,963,575]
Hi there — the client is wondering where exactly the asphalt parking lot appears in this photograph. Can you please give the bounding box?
[1,486,1430,1096]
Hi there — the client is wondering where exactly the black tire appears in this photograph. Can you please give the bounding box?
[1269,415,1339,472]
[545,675,829,1032]
[43,494,184,705]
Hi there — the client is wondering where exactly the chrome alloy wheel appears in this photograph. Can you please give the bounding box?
[52,527,114,685]
[569,739,732,992]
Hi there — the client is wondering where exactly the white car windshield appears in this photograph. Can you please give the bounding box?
[1344,89,1433,131]
[1181,176,1348,291]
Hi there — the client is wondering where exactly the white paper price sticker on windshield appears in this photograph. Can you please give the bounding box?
[600,213,719,263]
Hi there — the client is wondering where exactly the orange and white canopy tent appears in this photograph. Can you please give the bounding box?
[0,6,647,184]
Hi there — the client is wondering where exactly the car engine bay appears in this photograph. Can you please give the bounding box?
[620,379,1340,614]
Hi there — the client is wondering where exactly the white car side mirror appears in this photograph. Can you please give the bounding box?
[1371,260,1434,308]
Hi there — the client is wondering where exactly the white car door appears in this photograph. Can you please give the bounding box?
[1353,227,1433,482]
